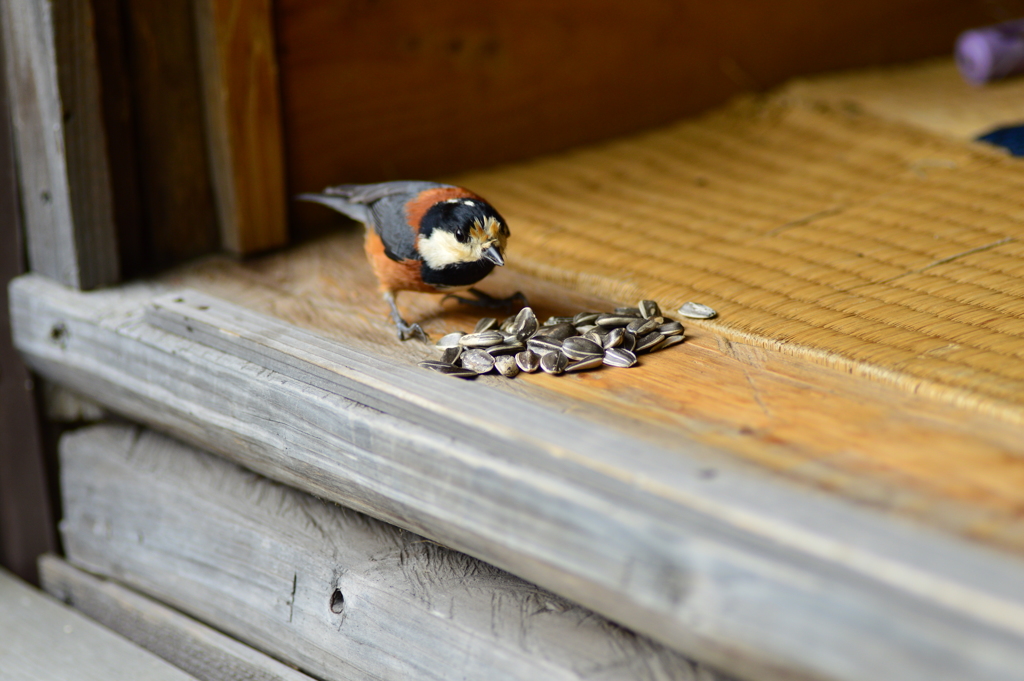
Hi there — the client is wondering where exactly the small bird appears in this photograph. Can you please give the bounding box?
[298,181,522,341]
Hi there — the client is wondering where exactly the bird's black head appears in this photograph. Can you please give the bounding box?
[417,197,510,270]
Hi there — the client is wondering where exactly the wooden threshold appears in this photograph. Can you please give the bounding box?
[10,269,1024,681]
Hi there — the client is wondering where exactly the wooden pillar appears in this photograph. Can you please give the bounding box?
[0,0,119,289]
[0,15,57,584]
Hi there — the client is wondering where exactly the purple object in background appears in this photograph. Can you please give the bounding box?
[956,18,1024,85]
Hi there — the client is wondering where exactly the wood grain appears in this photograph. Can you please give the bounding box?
[12,272,1024,681]
[59,424,724,681]
[39,555,318,681]
[51,0,120,286]
[277,0,1021,235]
[122,0,219,268]
[0,23,54,584]
[0,566,198,681]
[89,0,144,279]
[0,0,119,288]
[194,0,287,255]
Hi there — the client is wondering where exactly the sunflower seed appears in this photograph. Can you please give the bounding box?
[459,330,504,348]
[565,355,604,372]
[486,342,524,356]
[626,317,660,336]
[419,360,453,370]
[639,300,661,319]
[461,348,496,373]
[500,315,517,333]
[615,307,641,317]
[603,348,637,368]
[635,331,666,353]
[658,335,686,350]
[678,302,717,319]
[562,336,603,360]
[515,350,541,373]
[620,330,637,351]
[540,351,568,374]
[602,327,624,349]
[534,322,576,340]
[573,311,601,326]
[659,321,685,336]
[584,329,605,345]
[511,306,538,340]
[436,332,465,348]
[474,317,499,333]
[596,314,636,328]
[494,354,520,377]
[440,346,462,364]
[418,361,478,378]
[544,316,575,326]
[574,324,597,335]
[527,336,563,355]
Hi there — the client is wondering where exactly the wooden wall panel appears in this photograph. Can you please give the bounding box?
[90,0,144,279]
[194,0,288,256]
[276,0,1024,235]
[121,0,219,270]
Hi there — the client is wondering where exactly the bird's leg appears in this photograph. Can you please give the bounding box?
[443,287,528,310]
[383,291,429,342]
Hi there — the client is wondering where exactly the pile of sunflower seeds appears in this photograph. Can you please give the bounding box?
[419,299,688,379]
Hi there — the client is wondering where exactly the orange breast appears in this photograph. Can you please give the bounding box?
[363,229,437,293]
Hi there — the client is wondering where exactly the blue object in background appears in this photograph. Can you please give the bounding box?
[977,124,1024,157]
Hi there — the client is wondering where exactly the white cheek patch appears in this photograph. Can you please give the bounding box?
[418,230,483,268]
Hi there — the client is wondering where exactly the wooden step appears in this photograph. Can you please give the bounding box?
[0,566,198,681]
[58,423,729,681]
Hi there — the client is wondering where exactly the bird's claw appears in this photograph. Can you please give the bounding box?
[396,321,430,343]
[443,288,528,311]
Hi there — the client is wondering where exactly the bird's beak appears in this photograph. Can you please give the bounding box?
[482,244,505,266]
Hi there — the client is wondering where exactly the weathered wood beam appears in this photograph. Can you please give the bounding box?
[0,566,198,681]
[193,0,288,255]
[10,273,1024,681]
[0,17,56,585]
[39,555,318,681]
[58,425,719,681]
[0,0,119,289]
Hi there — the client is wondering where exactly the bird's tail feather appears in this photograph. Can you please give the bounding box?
[295,192,371,224]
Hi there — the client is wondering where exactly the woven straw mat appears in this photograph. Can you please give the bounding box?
[457,96,1024,421]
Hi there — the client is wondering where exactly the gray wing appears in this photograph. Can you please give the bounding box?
[367,193,424,262]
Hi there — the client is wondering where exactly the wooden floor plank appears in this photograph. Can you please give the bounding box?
[0,566,198,681]
[39,555,317,681]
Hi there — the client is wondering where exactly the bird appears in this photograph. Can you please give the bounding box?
[297,181,523,341]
